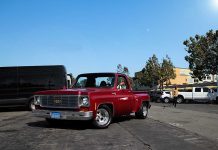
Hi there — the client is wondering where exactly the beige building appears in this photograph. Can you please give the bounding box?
[134,67,217,87]
[169,67,217,85]
[169,68,192,85]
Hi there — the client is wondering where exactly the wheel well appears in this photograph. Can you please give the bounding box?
[27,97,34,111]
[143,101,150,107]
[98,103,114,115]
[27,96,34,104]
[178,95,184,99]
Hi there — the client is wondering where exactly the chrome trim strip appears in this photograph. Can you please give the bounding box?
[32,109,93,121]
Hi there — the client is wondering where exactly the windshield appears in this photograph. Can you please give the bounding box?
[73,73,115,88]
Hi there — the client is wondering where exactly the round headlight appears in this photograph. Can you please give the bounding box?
[79,96,89,107]
[82,97,89,106]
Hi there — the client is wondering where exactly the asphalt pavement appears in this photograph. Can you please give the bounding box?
[0,104,218,150]
[152,102,218,114]
[150,103,218,142]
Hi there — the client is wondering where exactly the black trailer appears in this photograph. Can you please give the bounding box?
[0,65,71,110]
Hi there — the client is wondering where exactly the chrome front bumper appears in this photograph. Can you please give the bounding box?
[32,109,93,120]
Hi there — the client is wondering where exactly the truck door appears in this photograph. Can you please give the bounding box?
[115,76,133,115]
[193,87,202,100]
[193,87,209,102]
[202,88,210,102]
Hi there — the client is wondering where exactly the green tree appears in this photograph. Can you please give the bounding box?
[116,64,133,87]
[117,64,130,76]
[159,55,176,90]
[136,54,176,89]
[143,54,160,87]
[135,54,160,88]
[184,30,218,81]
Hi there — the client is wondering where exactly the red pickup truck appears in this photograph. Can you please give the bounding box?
[33,73,150,128]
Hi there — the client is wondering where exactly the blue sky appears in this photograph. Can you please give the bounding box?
[0,0,218,77]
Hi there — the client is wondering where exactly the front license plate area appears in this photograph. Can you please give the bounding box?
[51,112,61,119]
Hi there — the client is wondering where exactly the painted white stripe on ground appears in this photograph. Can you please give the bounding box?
[169,122,183,127]
[177,134,195,138]
[184,137,199,141]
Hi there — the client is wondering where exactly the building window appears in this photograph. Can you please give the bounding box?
[194,79,199,83]
[207,76,211,80]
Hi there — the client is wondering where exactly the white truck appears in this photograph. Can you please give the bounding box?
[177,87,210,103]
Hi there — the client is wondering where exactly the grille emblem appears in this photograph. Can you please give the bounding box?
[54,99,62,104]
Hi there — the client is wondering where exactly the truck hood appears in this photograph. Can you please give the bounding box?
[34,88,104,96]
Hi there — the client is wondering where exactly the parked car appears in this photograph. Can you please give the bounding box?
[149,90,162,102]
[177,87,210,103]
[160,90,172,103]
[149,90,172,103]
[0,65,72,110]
[33,73,150,128]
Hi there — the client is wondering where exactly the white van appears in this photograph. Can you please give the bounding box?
[177,87,210,103]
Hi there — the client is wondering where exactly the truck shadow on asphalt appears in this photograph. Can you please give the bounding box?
[27,120,95,130]
[27,115,135,130]
[0,107,27,112]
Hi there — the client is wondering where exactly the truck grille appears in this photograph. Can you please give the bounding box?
[39,95,79,109]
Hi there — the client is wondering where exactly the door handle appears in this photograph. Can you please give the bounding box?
[120,97,128,101]
[112,92,116,95]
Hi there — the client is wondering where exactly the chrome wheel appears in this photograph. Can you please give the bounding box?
[95,108,110,126]
[135,103,148,119]
[143,105,148,117]
[93,105,112,128]
[29,99,35,111]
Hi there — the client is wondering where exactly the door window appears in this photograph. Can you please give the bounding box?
[195,88,201,92]
[203,88,209,92]
[117,76,128,89]
[74,74,115,88]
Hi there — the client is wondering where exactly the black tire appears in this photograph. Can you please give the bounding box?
[28,99,35,111]
[135,102,148,119]
[92,105,112,129]
[164,97,170,103]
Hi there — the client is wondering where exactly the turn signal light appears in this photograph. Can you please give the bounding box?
[80,107,89,112]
